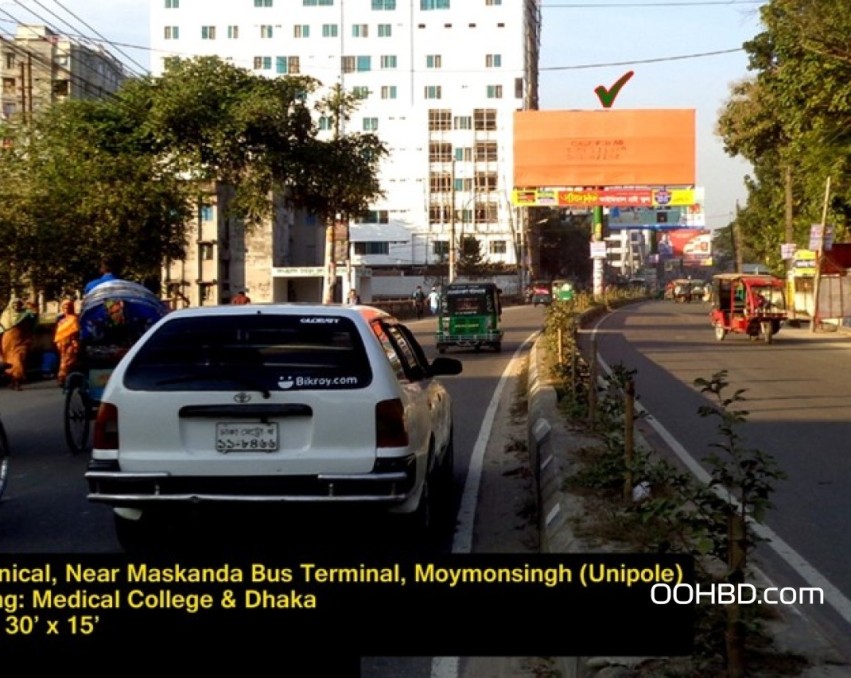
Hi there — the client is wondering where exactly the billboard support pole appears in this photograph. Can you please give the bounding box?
[592,205,605,300]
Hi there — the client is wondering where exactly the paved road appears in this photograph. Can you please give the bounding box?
[584,299,851,664]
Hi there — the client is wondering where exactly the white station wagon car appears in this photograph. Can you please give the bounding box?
[85,303,462,549]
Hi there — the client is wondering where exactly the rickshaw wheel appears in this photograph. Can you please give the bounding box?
[64,378,91,455]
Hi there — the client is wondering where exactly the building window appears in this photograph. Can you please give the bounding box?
[475,202,498,223]
[254,0,272,5]
[428,109,451,131]
[227,25,239,39]
[294,25,310,38]
[356,210,390,224]
[455,177,473,193]
[352,86,370,99]
[485,0,501,5]
[165,0,179,7]
[380,85,397,99]
[433,240,449,256]
[342,56,356,73]
[354,242,389,256]
[485,54,501,68]
[474,171,498,191]
[4,53,14,69]
[260,25,273,38]
[474,108,496,131]
[53,79,70,96]
[455,207,473,223]
[356,55,372,71]
[453,116,472,130]
[352,24,369,37]
[380,55,397,69]
[489,240,507,255]
[201,26,216,40]
[254,56,272,70]
[164,26,179,39]
[318,116,332,130]
[200,205,214,221]
[429,172,451,192]
[429,142,453,162]
[421,0,450,8]
[288,56,301,73]
[322,24,338,37]
[304,0,334,4]
[378,24,392,37]
[425,54,442,69]
[486,84,503,99]
[475,141,498,162]
[424,86,442,100]
[454,147,472,162]
[363,117,379,131]
[372,0,396,8]
[199,283,216,303]
[2,78,15,94]
[276,56,288,73]
[199,242,215,260]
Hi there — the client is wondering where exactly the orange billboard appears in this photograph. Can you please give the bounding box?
[513,109,695,188]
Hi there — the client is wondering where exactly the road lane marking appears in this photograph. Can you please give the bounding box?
[431,330,539,678]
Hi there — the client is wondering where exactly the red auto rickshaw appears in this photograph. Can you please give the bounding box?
[710,273,787,344]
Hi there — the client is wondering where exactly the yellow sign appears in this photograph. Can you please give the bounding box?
[511,187,697,208]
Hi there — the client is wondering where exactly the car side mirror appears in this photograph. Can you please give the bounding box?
[430,356,463,376]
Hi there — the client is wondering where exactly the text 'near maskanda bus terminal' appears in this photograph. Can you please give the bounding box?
[1,561,685,589]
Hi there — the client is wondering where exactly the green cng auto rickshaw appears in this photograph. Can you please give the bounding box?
[436,282,503,353]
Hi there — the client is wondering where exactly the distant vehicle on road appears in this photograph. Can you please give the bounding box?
[710,273,787,343]
[436,282,503,353]
[530,280,552,306]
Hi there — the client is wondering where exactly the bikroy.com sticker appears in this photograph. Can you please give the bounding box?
[277,375,360,389]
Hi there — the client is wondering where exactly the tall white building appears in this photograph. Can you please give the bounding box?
[150,0,540,274]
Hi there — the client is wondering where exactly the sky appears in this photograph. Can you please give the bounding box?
[1,0,767,231]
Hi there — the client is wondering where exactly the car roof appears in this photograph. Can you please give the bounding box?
[156,303,393,323]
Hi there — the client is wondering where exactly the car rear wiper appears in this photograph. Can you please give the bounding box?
[155,373,271,399]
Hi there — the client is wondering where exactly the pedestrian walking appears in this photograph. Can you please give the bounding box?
[412,286,425,319]
[427,286,440,315]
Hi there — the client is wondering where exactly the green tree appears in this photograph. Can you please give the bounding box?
[717,0,851,262]
[0,56,387,302]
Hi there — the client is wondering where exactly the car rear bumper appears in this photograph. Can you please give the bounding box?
[85,458,417,506]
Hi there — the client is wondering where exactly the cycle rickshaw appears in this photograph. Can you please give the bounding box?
[64,280,169,454]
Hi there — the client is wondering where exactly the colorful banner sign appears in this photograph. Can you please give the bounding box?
[659,228,713,267]
[511,187,698,208]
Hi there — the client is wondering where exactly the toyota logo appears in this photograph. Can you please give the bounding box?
[233,392,252,404]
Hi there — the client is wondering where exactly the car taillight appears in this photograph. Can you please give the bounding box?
[93,402,119,450]
[375,398,408,448]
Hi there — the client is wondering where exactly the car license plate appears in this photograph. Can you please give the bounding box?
[215,423,278,452]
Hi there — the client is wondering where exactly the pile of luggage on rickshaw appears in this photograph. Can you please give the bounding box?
[63,280,169,454]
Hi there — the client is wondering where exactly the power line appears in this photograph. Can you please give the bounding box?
[541,47,743,70]
[14,0,148,77]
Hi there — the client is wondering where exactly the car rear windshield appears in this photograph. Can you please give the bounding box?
[123,314,372,392]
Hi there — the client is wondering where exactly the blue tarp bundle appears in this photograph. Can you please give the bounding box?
[80,280,169,346]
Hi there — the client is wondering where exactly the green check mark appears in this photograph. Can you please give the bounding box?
[595,70,635,108]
